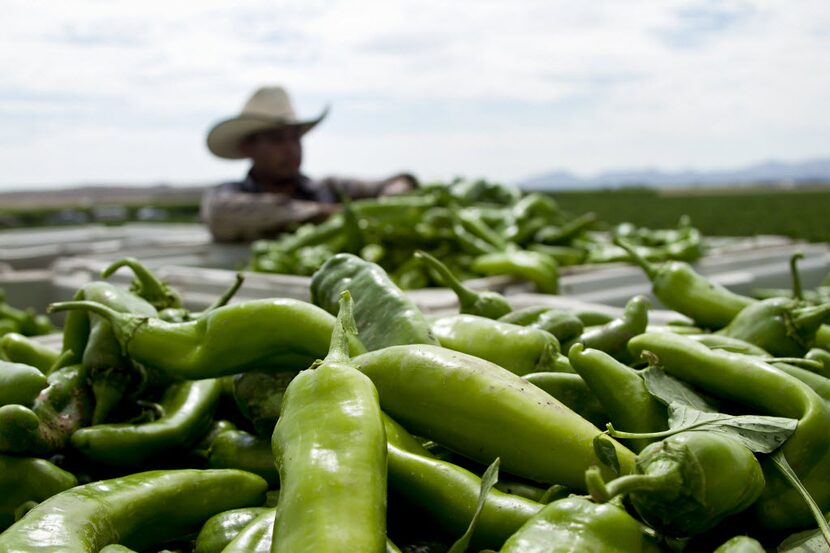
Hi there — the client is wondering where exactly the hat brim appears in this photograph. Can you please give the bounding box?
[206,107,328,160]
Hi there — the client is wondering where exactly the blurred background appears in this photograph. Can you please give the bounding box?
[0,0,828,239]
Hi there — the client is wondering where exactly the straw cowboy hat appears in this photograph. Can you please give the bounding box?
[206,86,329,160]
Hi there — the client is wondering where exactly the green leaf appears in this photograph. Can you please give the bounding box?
[778,529,830,552]
[641,365,717,412]
[774,450,830,551]
[592,434,620,476]
[447,457,500,553]
[667,404,797,453]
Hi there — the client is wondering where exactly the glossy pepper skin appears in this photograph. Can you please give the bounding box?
[383,413,543,550]
[499,496,662,553]
[568,343,667,452]
[0,333,60,374]
[0,360,48,406]
[499,306,584,343]
[208,429,279,486]
[194,507,271,553]
[310,253,438,350]
[685,334,769,356]
[0,454,77,530]
[431,315,560,375]
[0,362,92,456]
[588,432,765,537]
[615,237,754,329]
[563,295,650,362]
[713,536,766,552]
[271,292,387,553]
[48,298,366,379]
[471,249,559,294]
[522,371,608,428]
[415,250,512,319]
[70,378,222,466]
[0,469,268,553]
[627,332,830,530]
[354,345,636,489]
[717,297,830,357]
[222,509,276,553]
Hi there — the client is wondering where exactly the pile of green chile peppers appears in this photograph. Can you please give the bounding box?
[4,249,830,552]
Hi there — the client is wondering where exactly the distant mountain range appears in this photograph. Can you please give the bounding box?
[519,158,830,191]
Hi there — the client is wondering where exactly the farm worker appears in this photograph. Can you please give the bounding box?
[201,85,417,242]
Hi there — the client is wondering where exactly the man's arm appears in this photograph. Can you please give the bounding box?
[200,187,333,243]
[321,173,418,200]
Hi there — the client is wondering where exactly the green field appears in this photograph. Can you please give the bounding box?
[548,185,830,243]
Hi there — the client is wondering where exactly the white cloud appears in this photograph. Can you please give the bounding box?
[0,0,828,189]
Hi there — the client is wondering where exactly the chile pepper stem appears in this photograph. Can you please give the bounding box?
[790,252,805,302]
[323,291,358,365]
[205,273,245,312]
[101,257,167,299]
[47,349,75,374]
[613,237,658,281]
[415,250,479,307]
[48,300,121,322]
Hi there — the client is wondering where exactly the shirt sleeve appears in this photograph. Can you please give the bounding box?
[200,187,328,242]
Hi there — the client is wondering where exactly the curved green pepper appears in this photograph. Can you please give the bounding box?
[310,253,437,350]
[498,306,584,342]
[195,507,271,553]
[0,360,48,406]
[208,429,279,486]
[431,315,560,375]
[271,292,387,553]
[354,344,636,489]
[471,250,559,294]
[563,295,650,362]
[71,378,222,466]
[522,371,608,428]
[587,431,765,536]
[48,298,366,379]
[806,347,830,379]
[0,469,268,552]
[615,237,754,329]
[717,298,830,357]
[568,343,667,452]
[221,509,276,553]
[384,413,543,550]
[0,454,77,530]
[499,496,661,553]
[627,332,830,529]
[415,250,511,319]
[0,333,60,374]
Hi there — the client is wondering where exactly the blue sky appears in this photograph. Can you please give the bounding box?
[0,0,828,190]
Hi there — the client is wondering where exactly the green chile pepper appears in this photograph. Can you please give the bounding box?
[563,295,650,362]
[209,429,279,486]
[415,250,511,319]
[431,315,560,375]
[70,378,222,466]
[471,250,559,294]
[0,301,53,337]
[717,297,830,357]
[0,454,77,530]
[587,431,765,537]
[354,345,636,489]
[685,334,769,356]
[806,347,830,378]
[498,307,584,342]
[233,370,298,437]
[48,298,365,380]
[499,496,661,553]
[221,509,276,553]
[627,332,830,530]
[713,536,766,552]
[271,292,387,553]
[101,257,184,311]
[568,343,667,452]
[384,413,543,550]
[615,237,755,329]
[0,360,48,406]
[0,469,268,553]
[195,507,271,553]
[0,333,60,374]
[311,254,437,350]
[0,363,92,456]
[522,372,608,428]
